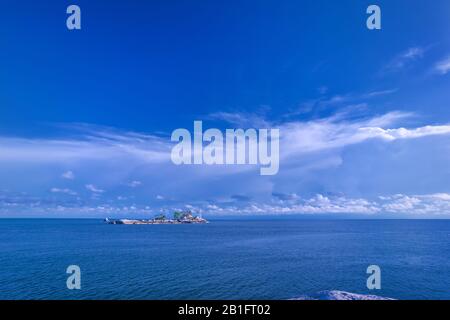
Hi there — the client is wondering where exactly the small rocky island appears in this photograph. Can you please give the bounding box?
[104,211,208,225]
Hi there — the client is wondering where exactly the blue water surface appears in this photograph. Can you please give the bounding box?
[0,219,448,299]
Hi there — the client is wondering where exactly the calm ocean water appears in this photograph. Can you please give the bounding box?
[0,219,449,300]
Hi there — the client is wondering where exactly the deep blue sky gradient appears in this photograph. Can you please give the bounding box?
[1,0,449,135]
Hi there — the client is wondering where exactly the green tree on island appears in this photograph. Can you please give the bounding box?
[173,211,183,220]
[154,214,166,221]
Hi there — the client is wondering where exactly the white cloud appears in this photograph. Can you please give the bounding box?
[154,192,450,216]
[383,47,425,72]
[126,180,142,188]
[425,193,450,201]
[1,113,448,173]
[85,184,104,193]
[358,125,450,141]
[0,124,171,164]
[61,171,75,180]
[3,190,450,217]
[208,111,270,128]
[1,112,450,217]
[364,89,398,98]
[434,56,450,75]
[380,193,450,215]
[197,192,450,216]
[50,188,77,196]
[382,195,421,211]
[288,89,398,118]
[402,47,424,59]
[280,112,450,160]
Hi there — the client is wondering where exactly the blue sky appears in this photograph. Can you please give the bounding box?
[1,0,450,218]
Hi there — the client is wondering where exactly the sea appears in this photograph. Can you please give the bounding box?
[0,219,448,300]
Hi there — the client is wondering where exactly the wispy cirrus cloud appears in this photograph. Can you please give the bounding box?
[1,112,449,172]
[50,188,77,196]
[85,184,104,193]
[126,180,142,188]
[0,124,171,164]
[434,56,450,75]
[280,111,450,157]
[208,111,270,128]
[363,89,399,98]
[284,89,397,119]
[382,47,425,73]
[358,125,450,141]
[1,112,449,169]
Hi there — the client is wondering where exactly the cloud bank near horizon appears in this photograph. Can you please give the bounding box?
[1,107,450,217]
